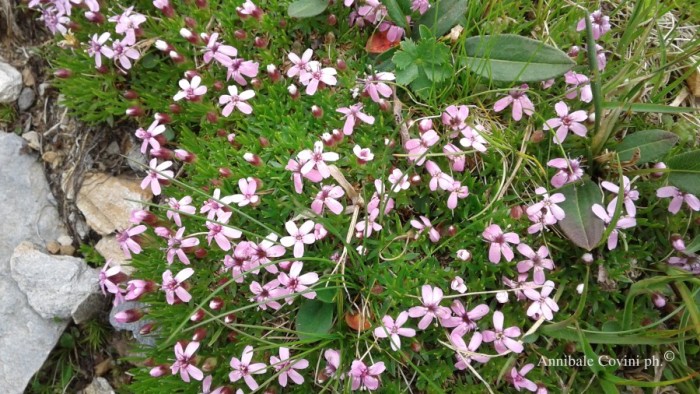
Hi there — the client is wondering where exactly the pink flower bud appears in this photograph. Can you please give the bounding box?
[378,99,390,112]
[266,64,280,82]
[54,68,72,78]
[114,309,143,323]
[126,106,144,117]
[456,249,471,261]
[149,365,170,377]
[155,40,170,52]
[195,0,208,8]
[254,36,268,48]
[287,84,299,99]
[331,128,344,143]
[671,235,685,251]
[336,58,347,71]
[218,167,232,178]
[259,137,270,147]
[227,133,236,144]
[190,309,205,322]
[180,28,199,44]
[311,105,323,118]
[169,50,185,63]
[123,90,139,100]
[155,112,171,124]
[130,209,156,225]
[234,29,247,40]
[154,226,172,237]
[224,313,236,324]
[418,119,433,133]
[85,11,104,23]
[139,322,155,335]
[652,162,666,178]
[184,17,197,28]
[652,293,666,308]
[327,14,337,26]
[209,297,224,310]
[193,328,208,341]
[321,133,334,147]
[174,149,196,163]
[206,111,218,123]
[169,103,182,114]
[244,153,262,166]
[150,147,174,160]
[568,45,580,58]
[582,253,594,264]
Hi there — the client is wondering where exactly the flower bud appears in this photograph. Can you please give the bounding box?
[327,14,337,26]
[192,328,208,341]
[311,105,323,118]
[568,45,580,58]
[321,133,334,147]
[169,103,182,114]
[227,133,237,144]
[446,224,457,236]
[169,50,185,63]
[418,119,433,133]
[202,357,218,373]
[54,68,72,78]
[155,112,171,124]
[244,153,262,166]
[510,205,525,219]
[190,309,205,322]
[530,129,545,143]
[180,28,199,44]
[139,323,155,335]
[195,0,207,8]
[114,309,143,323]
[456,249,471,261]
[259,136,270,147]
[233,29,247,40]
[174,149,195,163]
[126,106,144,117]
[218,167,232,178]
[155,1,175,17]
[184,17,197,28]
[209,297,224,311]
[671,235,685,251]
[288,84,299,99]
[409,174,421,186]
[336,58,347,71]
[279,19,287,28]
[331,128,344,143]
[149,365,170,377]
[651,162,666,178]
[96,65,109,74]
[155,40,170,52]
[150,147,174,160]
[195,248,208,259]
[206,111,218,123]
[266,64,280,82]
[652,293,667,308]
[378,98,390,112]
[581,253,594,264]
[410,341,422,353]
[85,11,105,24]
[251,78,262,89]
[130,209,157,225]
[254,36,268,48]
[224,313,237,324]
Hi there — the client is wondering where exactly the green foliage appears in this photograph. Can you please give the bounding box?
[287,0,328,18]
[614,129,678,164]
[667,150,700,195]
[392,27,452,97]
[556,179,605,250]
[414,0,467,38]
[295,299,334,340]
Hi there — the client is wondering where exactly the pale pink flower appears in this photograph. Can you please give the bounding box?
[229,177,260,207]
[277,261,319,301]
[111,39,140,70]
[602,176,639,217]
[544,101,588,144]
[576,10,611,40]
[200,188,227,220]
[592,203,636,250]
[270,347,309,387]
[510,364,538,392]
[201,375,225,394]
[116,225,147,258]
[657,186,700,214]
[441,105,469,132]
[323,349,340,377]
[388,168,410,192]
[483,224,520,264]
[236,0,259,16]
[219,85,254,116]
[526,187,566,224]
[410,216,440,243]
[355,210,383,238]
[441,300,489,331]
[547,157,584,188]
[595,44,607,70]
[516,244,554,285]
[411,0,430,14]
[203,32,237,65]
[374,312,416,351]
[286,157,323,194]
[363,72,395,103]
[408,285,451,329]
[378,21,405,42]
[87,32,114,68]
[299,62,337,95]
[173,75,207,101]
[135,118,165,154]
[297,141,339,179]
[523,280,558,320]
[110,6,146,45]
[564,71,592,103]
[226,58,259,85]
[445,179,469,209]
[124,279,153,301]
[367,180,395,215]
[171,341,203,382]
[443,143,466,172]
[493,84,535,121]
[39,8,69,36]
[314,223,328,240]
[450,328,488,370]
[287,48,313,78]
[451,276,467,294]
[349,360,385,391]
[161,268,194,304]
[250,280,284,310]
[459,125,489,152]
[280,220,316,258]
[166,227,199,265]
[456,249,471,261]
[99,259,122,295]
[337,103,375,135]
[503,273,531,302]
[425,160,445,191]
[167,196,195,227]
[224,242,254,282]
[205,211,243,251]
[229,346,267,390]
[353,145,374,162]
[405,130,439,165]
[482,311,523,354]
[356,0,386,24]
[312,185,345,215]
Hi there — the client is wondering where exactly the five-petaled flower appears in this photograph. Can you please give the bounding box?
[408,285,451,329]
[311,185,345,215]
[523,280,559,320]
[656,186,699,215]
[269,347,309,387]
[229,177,260,207]
[297,141,339,179]
[135,118,165,154]
[349,360,386,391]
[174,75,207,101]
[161,268,194,304]
[544,101,588,144]
[203,32,237,65]
[374,311,416,351]
[219,85,255,116]
[277,261,319,301]
[601,176,639,217]
[410,216,440,243]
[280,220,316,258]
[482,311,523,354]
[116,225,147,258]
[509,363,538,392]
[516,244,555,285]
[592,203,636,250]
[576,9,611,40]
[483,224,520,264]
[229,345,267,390]
[337,103,375,135]
[171,341,204,382]
[299,62,337,95]
[494,84,535,121]
[450,327,489,370]
[87,32,114,68]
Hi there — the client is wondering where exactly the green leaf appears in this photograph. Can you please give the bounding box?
[392,40,418,69]
[685,235,700,254]
[667,150,700,195]
[462,34,575,82]
[615,129,678,164]
[415,0,467,38]
[384,0,407,28]
[602,102,699,114]
[296,299,334,341]
[396,65,419,84]
[557,179,605,250]
[287,0,328,18]
[315,286,336,303]
[423,64,451,82]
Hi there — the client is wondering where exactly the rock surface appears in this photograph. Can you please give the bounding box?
[17,87,36,111]
[81,377,115,394]
[76,172,152,235]
[0,62,22,103]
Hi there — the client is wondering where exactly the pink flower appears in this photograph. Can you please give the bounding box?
[111,39,140,70]
[226,58,259,85]
[363,72,395,103]
[523,280,559,320]
[440,300,489,331]
[510,363,538,392]
[200,188,227,220]
[171,341,203,382]
[337,103,375,135]
[161,268,194,304]
[236,0,259,16]
[445,180,469,210]
[99,260,122,295]
[349,360,385,391]
[493,84,535,121]
[141,159,173,196]
[657,186,699,214]
[526,187,566,224]
[277,261,319,301]
[201,375,225,394]
[286,157,323,194]
[388,168,410,192]
[602,176,639,217]
[246,235,284,274]
[205,211,243,251]
[441,105,469,132]
[411,0,430,14]
[250,279,284,310]
[229,346,267,390]
[450,327,489,370]
[356,0,386,24]
[451,276,467,293]
[87,32,114,68]
[323,349,340,377]
[374,311,416,351]
[203,32,237,65]
[355,210,383,238]
[270,347,308,387]
[544,101,588,144]
[39,8,69,36]
[564,71,592,103]
[219,86,255,116]
[224,242,253,282]
[287,48,313,78]
[547,157,584,188]
[408,285,451,329]
[482,311,523,354]
[443,143,466,172]
[592,203,636,250]
[110,6,146,45]
[425,160,445,191]
[174,76,207,101]
[459,125,489,152]
[314,223,328,240]
[135,118,165,154]
[353,145,374,163]
[299,62,337,95]
[297,141,339,179]
[228,177,260,207]
[116,225,147,258]
[404,130,439,165]
[576,10,611,40]
[482,224,520,264]
[280,220,316,258]
[378,21,405,42]
[516,244,554,285]
[595,44,607,70]
[312,185,345,215]
[410,216,440,243]
[166,227,199,265]
[503,273,531,302]
[167,196,195,227]
[124,279,153,301]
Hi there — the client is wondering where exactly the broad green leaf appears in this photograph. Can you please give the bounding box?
[287,0,328,18]
[615,129,678,164]
[315,286,336,303]
[395,65,419,84]
[685,235,700,254]
[415,0,467,38]
[296,299,334,340]
[384,0,407,28]
[667,150,700,195]
[423,64,451,82]
[462,34,575,82]
[557,180,604,250]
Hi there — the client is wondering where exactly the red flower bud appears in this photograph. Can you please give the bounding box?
[123,90,139,100]
[184,17,197,28]
[206,111,218,123]
[254,36,268,48]
[327,14,337,26]
[193,328,208,341]
[213,80,224,91]
[244,153,262,166]
[114,309,143,323]
[336,59,347,71]
[195,248,208,259]
[259,136,270,147]
[169,103,182,114]
[234,30,247,40]
[139,323,155,335]
[149,365,170,377]
[54,69,72,78]
[126,106,144,117]
[311,105,323,118]
[190,309,205,322]
[85,11,104,23]
[155,112,171,124]
[209,297,224,310]
[195,0,207,8]
[218,167,232,178]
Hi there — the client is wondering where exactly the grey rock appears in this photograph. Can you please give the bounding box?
[11,242,101,322]
[82,377,115,394]
[109,301,156,346]
[17,87,35,112]
[0,62,21,103]
[21,131,41,151]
